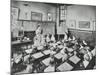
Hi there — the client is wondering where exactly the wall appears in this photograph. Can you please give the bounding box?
[67,5,96,42]
[66,5,96,31]
[11,1,96,42]
[57,5,96,42]
[11,1,56,21]
[11,1,56,37]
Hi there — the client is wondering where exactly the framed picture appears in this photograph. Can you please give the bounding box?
[31,12,42,21]
[79,21,90,28]
[11,7,19,20]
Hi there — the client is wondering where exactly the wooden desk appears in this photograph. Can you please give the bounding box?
[54,53,63,60]
[69,55,81,64]
[44,65,55,72]
[25,49,33,54]
[42,57,51,66]
[43,50,51,55]
[57,62,73,71]
[11,40,32,57]
[32,52,44,59]
[14,64,33,74]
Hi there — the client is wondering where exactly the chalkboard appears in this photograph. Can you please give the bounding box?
[23,21,37,31]
[38,22,55,35]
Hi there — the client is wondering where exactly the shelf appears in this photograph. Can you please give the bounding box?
[17,19,56,23]
[11,40,32,45]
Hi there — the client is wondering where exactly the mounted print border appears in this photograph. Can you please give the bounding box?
[11,0,96,75]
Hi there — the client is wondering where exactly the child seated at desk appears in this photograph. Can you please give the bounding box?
[60,47,68,62]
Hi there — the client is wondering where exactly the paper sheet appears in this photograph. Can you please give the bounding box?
[32,52,44,59]
[57,62,73,71]
[69,55,80,64]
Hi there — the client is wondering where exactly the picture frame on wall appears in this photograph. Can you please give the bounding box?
[79,21,90,28]
[11,7,20,37]
[77,21,93,31]
[11,7,19,20]
[31,12,42,21]
[11,7,19,27]
[18,9,31,20]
